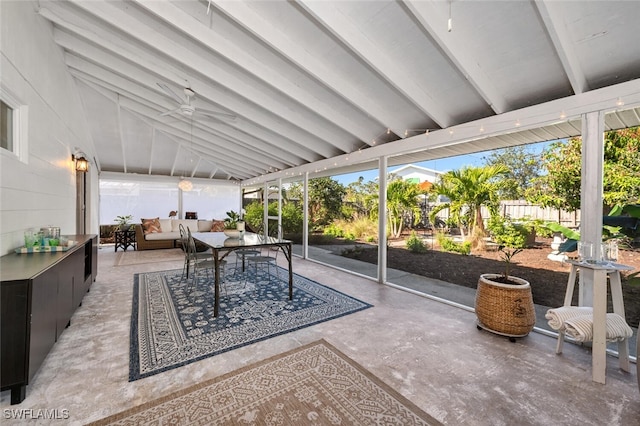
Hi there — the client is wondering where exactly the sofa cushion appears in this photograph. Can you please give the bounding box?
[210,220,225,232]
[198,220,213,232]
[145,231,180,241]
[171,219,199,233]
[141,218,161,235]
[159,219,173,233]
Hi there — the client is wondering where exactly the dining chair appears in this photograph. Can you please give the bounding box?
[233,248,260,273]
[245,246,281,287]
[179,224,211,282]
[244,223,282,287]
[184,227,227,297]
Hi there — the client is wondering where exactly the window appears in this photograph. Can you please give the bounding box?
[0,87,27,162]
[1,100,13,152]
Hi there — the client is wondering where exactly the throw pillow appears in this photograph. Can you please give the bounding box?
[211,220,225,232]
[141,217,162,235]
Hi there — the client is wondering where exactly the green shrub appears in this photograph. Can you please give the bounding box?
[244,201,303,235]
[436,232,471,255]
[322,217,378,242]
[487,215,531,249]
[323,223,345,237]
[529,219,555,238]
[406,231,427,253]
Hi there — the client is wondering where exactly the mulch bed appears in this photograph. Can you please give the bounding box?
[341,239,640,327]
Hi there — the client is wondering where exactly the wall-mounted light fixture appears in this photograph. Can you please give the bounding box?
[72,151,89,172]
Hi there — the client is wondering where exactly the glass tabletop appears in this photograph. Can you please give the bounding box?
[191,232,291,249]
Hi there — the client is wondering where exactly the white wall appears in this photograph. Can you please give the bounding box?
[0,1,98,255]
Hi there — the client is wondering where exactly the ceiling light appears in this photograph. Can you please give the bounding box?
[178,179,193,192]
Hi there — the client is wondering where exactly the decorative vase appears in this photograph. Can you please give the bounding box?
[224,229,240,238]
[475,273,536,340]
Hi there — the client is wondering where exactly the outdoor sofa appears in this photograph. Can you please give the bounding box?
[134,218,224,250]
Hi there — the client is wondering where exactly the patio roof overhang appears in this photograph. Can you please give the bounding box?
[32,0,640,184]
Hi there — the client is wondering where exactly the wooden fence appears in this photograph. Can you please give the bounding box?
[430,200,580,227]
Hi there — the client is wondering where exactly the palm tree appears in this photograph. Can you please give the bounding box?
[387,178,422,238]
[429,165,508,241]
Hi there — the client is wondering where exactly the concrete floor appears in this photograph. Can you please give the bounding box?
[1,246,639,425]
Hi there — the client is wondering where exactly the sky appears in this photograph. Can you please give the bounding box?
[333,140,555,185]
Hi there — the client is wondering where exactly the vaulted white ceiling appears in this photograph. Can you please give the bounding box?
[36,0,640,183]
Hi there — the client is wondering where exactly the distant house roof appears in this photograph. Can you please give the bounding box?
[389,164,443,184]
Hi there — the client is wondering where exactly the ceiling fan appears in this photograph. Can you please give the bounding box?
[156,82,236,121]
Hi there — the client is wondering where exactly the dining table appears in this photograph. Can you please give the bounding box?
[191,232,293,317]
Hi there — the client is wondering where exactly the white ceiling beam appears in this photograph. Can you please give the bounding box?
[39,3,336,160]
[62,0,350,155]
[80,83,268,178]
[534,0,588,95]
[115,98,129,174]
[63,52,301,169]
[207,0,398,141]
[132,0,377,145]
[402,0,509,114]
[52,34,313,167]
[297,0,453,129]
[247,78,640,185]
[114,98,277,178]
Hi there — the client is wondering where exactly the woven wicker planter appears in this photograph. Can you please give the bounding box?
[475,273,536,339]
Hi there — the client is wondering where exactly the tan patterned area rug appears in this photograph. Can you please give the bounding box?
[90,340,441,425]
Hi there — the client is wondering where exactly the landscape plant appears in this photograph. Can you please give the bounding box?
[487,215,532,249]
[324,216,378,242]
[435,232,471,255]
[526,126,640,211]
[386,178,422,238]
[483,145,543,199]
[429,165,508,246]
[309,177,346,229]
[406,231,428,253]
[497,246,524,281]
[244,201,303,235]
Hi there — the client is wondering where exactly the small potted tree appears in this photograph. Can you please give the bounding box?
[475,216,536,341]
[223,210,244,238]
[114,215,134,231]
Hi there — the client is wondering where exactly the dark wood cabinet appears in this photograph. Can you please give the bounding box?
[0,235,97,404]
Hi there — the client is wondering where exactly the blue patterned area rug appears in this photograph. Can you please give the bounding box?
[129,267,372,381]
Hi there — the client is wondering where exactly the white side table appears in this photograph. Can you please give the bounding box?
[564,260,633,384]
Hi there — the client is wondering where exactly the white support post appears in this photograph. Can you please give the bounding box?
[277,178,282,239]
[303,172,309,259]
[378,156,388,284]
[579,111,605,306]
[263,181,269,234]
